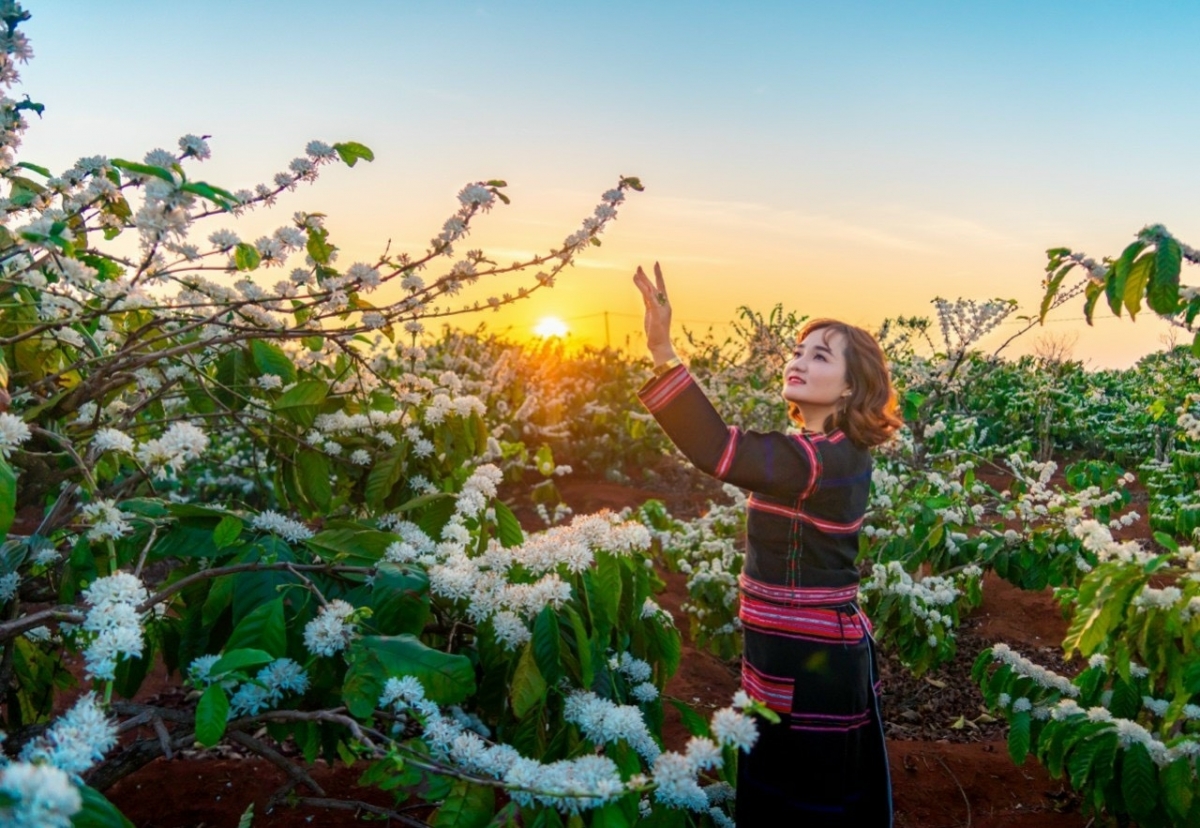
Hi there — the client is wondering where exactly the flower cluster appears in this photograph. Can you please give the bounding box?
[0,412,31,457]
[388,501,651,650]
[188,655,309,716]
[251,510,313,542]
[134,421,208,478]
[302,599,357,656]
[932,296,1017,356]
[988,643,1078,698]
[80,571,148,680]
[18,692,117,775]
[0,762,81,828]
[381,676,755,815]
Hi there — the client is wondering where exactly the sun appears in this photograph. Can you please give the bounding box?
[533,316,569,339]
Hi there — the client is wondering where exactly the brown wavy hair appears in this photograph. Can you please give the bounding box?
[786,319,902,448]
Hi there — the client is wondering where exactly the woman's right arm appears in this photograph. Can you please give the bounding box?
[631,264,819,498]
[637,365,820,500]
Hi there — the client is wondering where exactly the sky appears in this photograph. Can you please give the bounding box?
[16,1,1200,368]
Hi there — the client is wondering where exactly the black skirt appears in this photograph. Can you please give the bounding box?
[735,579,893,827]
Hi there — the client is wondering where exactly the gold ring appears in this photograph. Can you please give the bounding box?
[656,292,668,306]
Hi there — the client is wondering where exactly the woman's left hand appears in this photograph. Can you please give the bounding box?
[633,262,676,363]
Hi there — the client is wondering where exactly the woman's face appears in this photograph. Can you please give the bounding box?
[781,329,851,416]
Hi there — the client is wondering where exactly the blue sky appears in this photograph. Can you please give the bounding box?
[19,1,1200,365]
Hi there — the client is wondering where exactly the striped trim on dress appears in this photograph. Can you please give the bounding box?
[640,366,692,413]
[740,574,859,607]
[739,598,869,643]
[747,494,864,535]
[741,661,794,714]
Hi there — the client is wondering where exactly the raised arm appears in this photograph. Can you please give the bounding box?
[632,264,819,499]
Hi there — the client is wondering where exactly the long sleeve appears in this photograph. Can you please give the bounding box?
[637,365,820,499]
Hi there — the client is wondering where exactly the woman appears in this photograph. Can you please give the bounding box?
[633,263,900,826]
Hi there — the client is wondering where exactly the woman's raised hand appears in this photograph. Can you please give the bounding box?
[633,262,677,363]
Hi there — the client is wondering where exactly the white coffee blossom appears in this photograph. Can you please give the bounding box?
[0,763,82,828]
[303,599,357,656]
[135,421,208,477]
[0,412,30,457]
[20,692,117,775]
[252,510,313,542]
[91,428,134,454]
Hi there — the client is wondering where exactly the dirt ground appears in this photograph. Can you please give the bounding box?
[103,473,1096,827]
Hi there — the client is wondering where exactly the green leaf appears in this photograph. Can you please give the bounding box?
[15,161,51,177]
[432,780,495,828]
[1194,330,1200,359]
[307,526,398,564]
[1162,757,1195,822]
[0,457,16,538]
[296,450,332,511]
[111,158,175,184]
[1150,237,1182,315]
[564,605,593,689]
[1007,710,1031,765]
[364,447,407,512]
[274,379,328,410]
[369,563,430,636]
[1039,262,1075,322]
[333,141,375,167]
[249,339,297,384]
[234,242,261,271]
[1123,253,1156,319]
[71,784,136,827]
[181,181,239,211]
[532,607,562,686]
[355,635,475,704]
[306,227,334,264]
[590,551,622,635]
[668,697,712,738]
[195,684,229,746]
[213,516,244,550]
[210,648,275,676]
[510,641,547,719]
[236,802,255,828]
[590,803,632,828]
[215,347,252,410]
[1108,240,1146,316]
[492,501,524,548]
[342,648,387,719]
[1083,280,1104,325]
[225,598,287,658]
[1066,731,1105,787]
[1120,742,1158,818]
[535,444,555,477]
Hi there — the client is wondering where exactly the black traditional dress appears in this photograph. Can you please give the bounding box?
[638,365,893,827]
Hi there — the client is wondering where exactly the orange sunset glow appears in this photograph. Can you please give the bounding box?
[533,316,570,339]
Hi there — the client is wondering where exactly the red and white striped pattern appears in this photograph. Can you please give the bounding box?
[739,597,868,643]
[747,494,864,535]
[639,365,692,413]
[789,434,822,498]
[714,426,740,479]
[742,661,795,714]
[740,574,859,607]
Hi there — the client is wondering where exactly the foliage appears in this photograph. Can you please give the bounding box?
[0,5,771,826]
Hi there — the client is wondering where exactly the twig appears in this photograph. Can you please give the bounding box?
[0,606,85,640]
[132,525,158,579]
[226,729,325,797]
[934,754,971,828]
[152,716,174,761]
[136,561,373,613]
[291,796,432,828]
